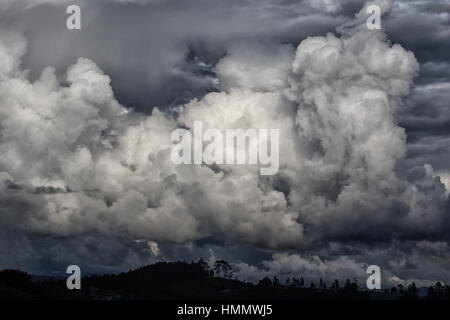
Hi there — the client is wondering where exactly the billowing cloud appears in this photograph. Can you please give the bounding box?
[0,0,449,286]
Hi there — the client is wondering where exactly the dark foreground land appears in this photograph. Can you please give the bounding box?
[1,260,449,300]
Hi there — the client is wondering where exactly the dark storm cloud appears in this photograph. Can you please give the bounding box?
[0,0,347,112]
[397,81,450,173]
[0,0,449,287]
[385,1,450,62]
[381,0,450,200]
[415,62,450,85]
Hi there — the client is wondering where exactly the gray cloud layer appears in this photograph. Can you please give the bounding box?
[0,0,449,287]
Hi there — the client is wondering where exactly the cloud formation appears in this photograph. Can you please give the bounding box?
[0,0,449,286]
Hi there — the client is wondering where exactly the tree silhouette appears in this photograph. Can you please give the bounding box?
[272,276,280,288]
[286,277,291,286]
[344,278,357,293]
[408,282,417,298]
[344,278,351,290]
[351,278,358,292]
[3,263,448,300]
[257,277,272,289]
[213,260,233,279]
[198,258,212,277]
[435,281,443,297]
[333,279,339,290]
[427,286,434,298]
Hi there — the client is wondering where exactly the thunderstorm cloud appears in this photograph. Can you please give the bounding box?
[0,0,449,286]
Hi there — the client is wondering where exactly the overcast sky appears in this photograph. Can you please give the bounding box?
[0,0,449,288]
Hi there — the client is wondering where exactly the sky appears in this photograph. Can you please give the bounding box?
[0,0,449,288]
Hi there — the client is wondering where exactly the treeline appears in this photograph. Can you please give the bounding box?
[0,269,48,300]
[1,259,449,300]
